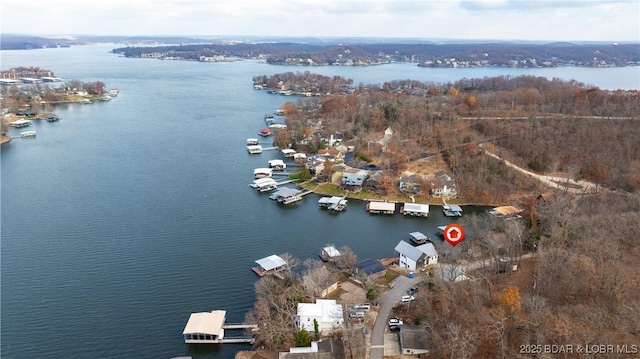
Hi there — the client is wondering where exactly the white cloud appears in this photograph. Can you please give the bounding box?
[2,0,638,41]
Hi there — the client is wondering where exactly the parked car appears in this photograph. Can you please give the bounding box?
[401,295,415,302]
[407,285,419,295]
[388,324,401,331]
[389,317,403,326]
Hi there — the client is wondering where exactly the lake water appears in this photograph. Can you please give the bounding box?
[1,44,638,359]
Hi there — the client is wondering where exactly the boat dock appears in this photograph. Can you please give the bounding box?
[318,196,348,211]
[182,310,257,345]
[366,201,396,215]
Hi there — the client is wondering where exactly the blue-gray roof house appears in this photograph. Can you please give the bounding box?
[354,258,385,276]
[341,170,368,191]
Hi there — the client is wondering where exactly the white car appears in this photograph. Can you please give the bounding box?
[401,295,415,302]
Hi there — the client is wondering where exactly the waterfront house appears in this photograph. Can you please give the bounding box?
[399,174,422,194]
[296,299,344,335]
[364,170,384,193]
[280,338,345,359]
[341,170,368,191]
[354,258,386,276]
[252,254,288,277]
[182,310,226,344]
[432,184,458,199]
[395,240,438,271]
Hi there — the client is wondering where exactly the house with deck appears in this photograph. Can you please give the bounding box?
[341,170,368,191]
[354,258,386,276]
[296,299,344,335]
[395,240,438,271]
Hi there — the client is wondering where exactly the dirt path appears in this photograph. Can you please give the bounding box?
[481,145,601,194]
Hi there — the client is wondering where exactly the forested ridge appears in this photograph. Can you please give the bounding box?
[111,42,640,67]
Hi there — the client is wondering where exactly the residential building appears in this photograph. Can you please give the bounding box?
[296,299,344,335]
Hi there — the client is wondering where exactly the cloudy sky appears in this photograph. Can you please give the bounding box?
[3,0,639,42]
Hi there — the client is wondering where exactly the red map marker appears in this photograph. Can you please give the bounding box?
[443,223,465,246]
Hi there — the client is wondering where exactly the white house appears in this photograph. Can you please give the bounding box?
[296,299,344,335]
[395,240,439,271]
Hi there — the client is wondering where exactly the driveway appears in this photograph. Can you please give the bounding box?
[369,275,421,359]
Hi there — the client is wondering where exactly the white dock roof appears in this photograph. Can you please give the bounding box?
[321,246,341,258]
[183,310,226,335]
[368,201,396,211]
[403,203,430,214]
[281,149,296,156]
[255,254,287,271]
[253,177,277,186]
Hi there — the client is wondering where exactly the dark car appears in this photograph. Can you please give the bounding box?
[388,325,401,331]
[407,285,419,295]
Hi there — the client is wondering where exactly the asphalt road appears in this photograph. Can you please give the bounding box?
[369,275,422,359]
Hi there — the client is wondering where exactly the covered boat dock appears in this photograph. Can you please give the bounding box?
[318,196,348,211]
[401,203,430,217]
[366,201,396,215]
[252,254,288,277]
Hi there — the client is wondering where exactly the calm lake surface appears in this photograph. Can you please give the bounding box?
[1,44,638,359]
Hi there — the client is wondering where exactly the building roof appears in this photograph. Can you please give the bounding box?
[395,240,438,261]
[395,240,425,262]
[255,254,287,271]
[400,324,430,352]
[341,171,368,186]
[182,310,226,335]
[416,242,438,258]
[297,299,344,323]
[355,259,385,275]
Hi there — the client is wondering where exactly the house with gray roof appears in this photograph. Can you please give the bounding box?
[394,240,439,271]
[340,170,368,191]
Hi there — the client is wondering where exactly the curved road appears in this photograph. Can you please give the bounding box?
[370,275,421,359]
[481,145,600,194]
